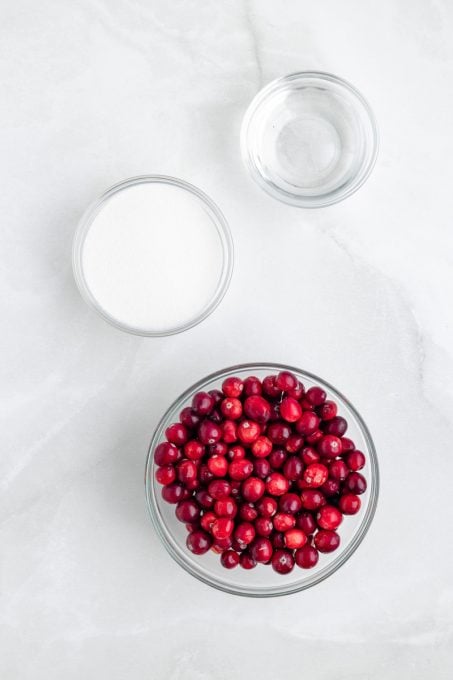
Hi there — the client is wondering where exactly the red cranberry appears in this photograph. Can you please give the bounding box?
[208,388,224,404]
[286,434,304,453]
[200,512,216,531]
[314,529,340,553]
[320,478,340,496]
[284,528,307,549]
[155,465,176,486]
[222,420,237,443]
[234,522,255,545]
[262,375,281,398]
[177,459,198,485]
[209,408,222,424]
[213,536,233,551]
[211,517,234,540]
[301,446,320,465]
[340,437,355,453]
[207,455,228,477]
[269,448,287,469]
[186,530,212,555]
[221,549,239,569]
[271,549,294,574]
[165,423,189,446]
[273,512,295,531]
[179,407,201,430]
[303,463,328,488]
[307,430,323,445]
[295,412,320,436]
[208,441,228,457]
[266,472,290,496]
[253,458,271,479]
[346,450,366,471]
[255,516,273,537]
[214,498,237,517]
[252,435,273,458]
[256,496,278,517]
[317,505,343,530]
[344,472,367,494]
[280,397,302,423]
[301,398,315,411]
[267,422,291,445]
[220,397,243,420]
[306,386,326,406]
[192,391,215,416]
[329,459,349,481]
[317,400,337,420]
[283,456,303,481]
[339,493,361,515]
[198,420,222,445]
[230,480,241,497]
[229,458,253,481]
[222,376,244,398]
[272,532,285,549]
[240,552,256,569]
[237,420,261,445]
[208,479,231,499]
[244,395,272,423]
[295,544,319,568]
[242,476,265,502]
[300,489,326,510]
[288,381,305,399]
[176,500,201,523]
[228,445,246,460]
[239,502,258,521]
[250,537,273,563]
[195,489,214,509]
[279,492,302,514]
[199,464,214,484]
[184,440,205,461]
[244,375,262,396]
[154,442,180,466]
[323,416,348,436]
[296,512,317,534]
[275,370,298,392]
[318,435,342,457]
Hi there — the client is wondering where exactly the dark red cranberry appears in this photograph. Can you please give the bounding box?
[222,376,244,398]
[154,442,180,466]
[155,465,176,485]
[244,395,272,423]
[255,516,273,537]
[211,517,234,540]
[301,446,320,465]
[209,408,222,423]
[208,441,228,457]
[252,435,273,458]
[317,400,338,421]
[273,512,295,532]
[228,445,246,460]
[269,448,287,469]
[213,536,233,551]
[214,498,237,518]
[253,458,271,479]
[340,437,355,453]
[280,397,302,423]
[240,552,256,569]
[300,489,326,510]
[339,493,361,514]
[186,530,212,555]
[272,532,285,549]
[208,479,231,499]
[267,422,291,445]
[318,435,342,457]
[165,423,189,446]
[195,489,214,509]
[288,380,305,399]
[184,440,204,461]
[256,496,278,517]
[275,370,298,392]
[234,521,255,545]
[266,472,290,496]
[300,398,315,410]
[242,476,265,502]
[244,375,262,396]
[229,458,253,481]
[271,549,294,574]
[237,419,261,445]
[221,549,239,569]
[322,416,348,437]
[220,397,243,420]
[346,450,366,471]
[250,537,273,563]
[208,388,224,405]
[177,459,198,485]
[176,500,200,523]
[314,529,340,553]
[329,459,349,481]
[239,502,258,521]
[283,456,303,481]
[295,544,319,568]
[198,420,222,445]
[295,412,320,436]
[344,472,367,494]
[279,492,302,514]
[192,391,215,416]
[262,375,281,398]
[307,430,323,445]
[180,487,192,500]
[284,528,307,549]
[207,455,228,477]
[286,434,304,453]
[306,386,327,406]
[199,464,214,484]
[179,407,201,430]
[320,478,340,497]
[296,512,317,534]
[222,420,237,443]
[303,463,328,488]
[317,505,343,530]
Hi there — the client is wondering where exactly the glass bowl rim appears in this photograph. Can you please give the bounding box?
[240,71,379,208]
[145,362,379,597]
[72,174,234,337]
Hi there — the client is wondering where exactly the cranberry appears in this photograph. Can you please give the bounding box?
[284,528,307,549]
[208,442,228,457]
[320,478,340,497]
[269,448,287,469]
[179,407,201,430]
[192,391,214,416]
[262,375,281,398]
[296,512,317,534]
[286,434,304,453]
[230,480,241,497]
[346,450,366,471]
[268,402,281,421]
[155,465,176,486]
[209,408,222,424]
[228,445,246,460]
[329,459,349,481]
[301,446,320,465]
[184,440,205,461]
[214,498,237,518]
[220,397,243,420]
[242,476,265,502]
[255,517,273,537]
[267,422,291,445]
[318,435,342,457]
[307,430,323,445]
[288,381,305,399]
[295,544,319,568]
[272,532,285,549]
[303,463,328,488]
[244,376,262,396]
[165,423,189,446]
[208,388,224,404]
[211,517,234,540]
[314,529,340,553]
[229,458,253,481]
[300,489,326,510]
[271,549,294,574]
[266,472,290,496]
[344,472,367,494]
[256,496,278,517]
[322,416,348,436]
[220,549,239,569]
[317,400,338,420]
[186,530,212,555]
[339,493,361,515]
[177,459,198,485]
[275,370,298,392]
[283,456,303,481]
[252,435,273,458]
[199,464,214,484]
[198,420,222,445]
[280,397,302,424]
[296,412,320,436]
[300,398,315,411]
[222,376,244,398]
[222,420,237,443]
[317,505,343,530]
[195,489,214,509]
[273,512,295,531]
[237,419,261,445]
[340,437,355,453]
[154,442,180,466]
[306,386,326,406]
[207,455,228,477]
[244,395,272,423]
[279,492,302,514]
[208,480,231,499]
[234,522,255,545]
[239,503,258,521]
[254,458,271,479]
[213,536,233,551]
[250,537,273,563]
[240,552,256,569]
[176,500,200,524]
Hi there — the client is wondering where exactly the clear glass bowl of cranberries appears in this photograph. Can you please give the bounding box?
[145,364,379,597]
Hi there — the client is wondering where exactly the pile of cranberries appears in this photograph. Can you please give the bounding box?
[154,371,367,575]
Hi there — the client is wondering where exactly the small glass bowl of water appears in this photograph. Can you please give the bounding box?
[241,72,378,208]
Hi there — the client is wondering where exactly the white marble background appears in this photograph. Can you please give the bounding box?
[1,1,453,677]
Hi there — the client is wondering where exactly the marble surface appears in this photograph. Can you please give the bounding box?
[1,1,453,677]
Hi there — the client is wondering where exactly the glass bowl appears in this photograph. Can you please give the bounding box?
[241,72,379,208]
[73,175,234,337]
[145,363,379,597]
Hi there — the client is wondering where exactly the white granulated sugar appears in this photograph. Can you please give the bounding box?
[81,183,223,333]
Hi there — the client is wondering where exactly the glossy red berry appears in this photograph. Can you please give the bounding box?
[288,381,305,399]
[240,552,257,569]
[250,537,273,563]
[222,420,237,443]
[165,423,189,446]
[195,490,214,509]
[295,412,320,436]
[323,416,348,436]
[283,456,303,481]
[314,529,340,553]
[255,517,273,537]
[271,549,295,574]
[220,550,239,569]
[239,503,258,521]
[253,458,271,479]
[214,498,237,518]
[280,397,302,423]
[228,458,253,481]
[228,445,246,460]
[244,395,272,423]
[262,375,281,398]
[284,528,307,549]
[179,407,201,430]
[222,376,244,398]
[154,442,180,466]
[273,512,295,532]
[186,530,212,555]
[211,517,234,540]
[300,489,326,510]
[279,492,302,514]
[346,450,366,471]
[295,544,319,568]
[207,455,228,477]
[301,446,320,465]
[243,376,262,396]
[269,448,287,469]
[275,371,298,392]
[306,386,326,406]
[155,465,176,485]
[192,391,215,416]
[256,496,278,517]
[177,459,198,485]
[242,476,265,502]
[208,479,231,499]
[286,434,304,453]
[329,459,349,481]
[296,512,317,535]
[317,505,343,530]
[267,422,291,445]
[320,478,340,497]
[252,435,273,458]
[344,472,367,494]
[234,522,255,545]
[220,398,243,420]
[339,493,361,515]
[317,400,337,420]
[303,463,328,488]
[237,419,261,445]
[176,500,200,524]
[340,437,355,453]
[200,511,216,532]
[266,472,290,496]
[318,435,342,457]
[198,420,222,445]
[184,440,205,461]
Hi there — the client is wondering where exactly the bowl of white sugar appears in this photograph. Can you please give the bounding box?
[73,176,233,336]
